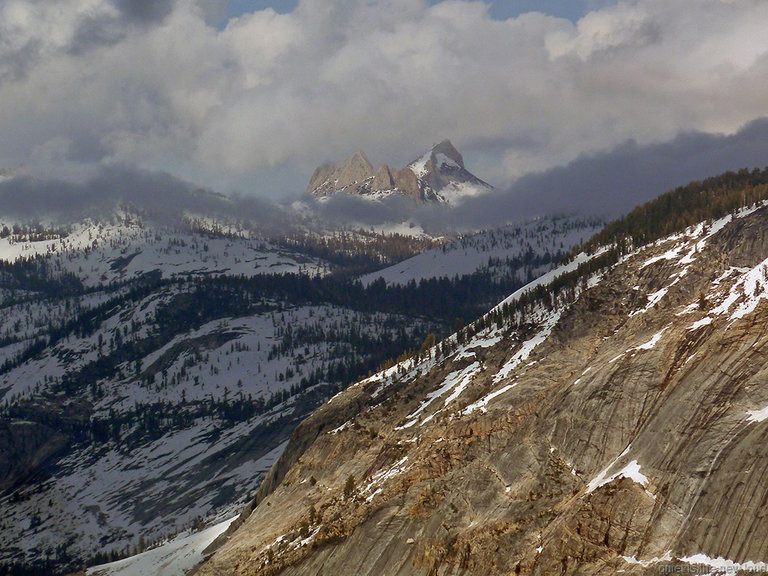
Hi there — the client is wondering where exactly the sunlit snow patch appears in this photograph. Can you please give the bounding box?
[621,551,673,567]
[397,362,482,428]
[585,446,654,495]
[687,317,713,330]
[586,460,650,494]
[463,382,518,414]
[493,310,562,384]
[622,551,768,574]
[641,245,687,269]
[746,405,768,423]
[408,152,430,179]
[631,327,668,351]
[631,287,670,316]
[711,259,768,322]
[363,456,410,502]
[87,516,237,576]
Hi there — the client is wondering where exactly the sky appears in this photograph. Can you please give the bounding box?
[223,1,610,23]
[1,0,768,216]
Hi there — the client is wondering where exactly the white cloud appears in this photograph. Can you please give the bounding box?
[1,0,768,197]
[545,4,659,60]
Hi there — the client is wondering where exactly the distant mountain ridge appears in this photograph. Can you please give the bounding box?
[307,139,494,205]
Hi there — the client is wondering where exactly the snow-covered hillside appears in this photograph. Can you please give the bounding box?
[0,211,449,573]
[0,283,436,568]
[361,216,604,287]
[0,213,327,288]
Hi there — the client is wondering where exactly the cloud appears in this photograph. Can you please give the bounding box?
[449,117,768,229]
[1,0,768,201]
[300,117,768,234]
[114,0,176,25]
[545,3,661,60]
[0,0,187,75]
[0,165,290,232]
[3,117,766,237]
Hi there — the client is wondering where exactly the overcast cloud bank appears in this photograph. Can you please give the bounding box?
[3,117,766,235]
[1,0,768,199]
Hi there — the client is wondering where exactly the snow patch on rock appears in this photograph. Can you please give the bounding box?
[585,446,654,495]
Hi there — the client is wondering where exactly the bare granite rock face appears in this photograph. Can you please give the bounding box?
[307,150,376,197]
[0,399,90,493]
[372,164,395,192]
[392,167,422,201]
[0,421,68,492]
[198,206,768,575]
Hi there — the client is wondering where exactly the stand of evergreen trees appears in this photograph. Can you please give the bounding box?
[581,167,768,253]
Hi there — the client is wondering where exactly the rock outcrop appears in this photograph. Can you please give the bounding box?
[0,399,90,493]
[197,203,768,576]
[0,421,68,492]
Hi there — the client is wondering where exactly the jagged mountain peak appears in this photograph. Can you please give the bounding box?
[349,149,371,164]
[407,138,493,204]
[427,138,465,169]
[306,149,376,197]
[306,140,493,205]
[336,150,375,190]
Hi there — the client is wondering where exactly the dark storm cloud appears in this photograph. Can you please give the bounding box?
[440,118,768,230]
[0,41,41,82]
[3,118,767,237]
[0,166,290,233]
[307,194,420,228]
[274,119,768,236]
[68,16,127,55]
[6,119,768,234]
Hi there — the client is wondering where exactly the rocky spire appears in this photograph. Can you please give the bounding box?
[336,150,375,190]
[306,150,375,196]
[372,164,395,191]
